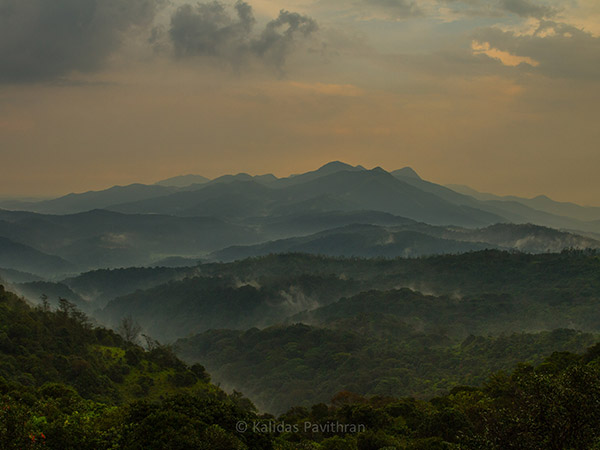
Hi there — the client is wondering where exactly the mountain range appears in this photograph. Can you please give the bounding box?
[1,161,599,279]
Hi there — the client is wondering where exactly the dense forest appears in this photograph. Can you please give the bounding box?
[176,324,597,414]
[97,250,600,342]
[0,284,265,449]
[4,284,600,449]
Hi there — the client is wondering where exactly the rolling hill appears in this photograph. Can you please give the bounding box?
[0,183,178,214]
[97,250,600,343]
[0,236,76,277]
[0,209,262,272]
[447,184,600,225]
[210,222,600,262]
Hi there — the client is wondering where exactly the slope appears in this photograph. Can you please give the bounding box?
[210,222,600,262]
[0,236,76,277]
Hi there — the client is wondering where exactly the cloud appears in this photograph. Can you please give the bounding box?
[318,0,554,21]
[471,40,539,66]
[0,0,163,83]
[472,20,600,79]
[362,0,423,18]
[498,0,556,18]
[252,10,319,68]
[435,0,556,20]
[317,0,423,20]
[169,1,255,59]
[169,1,318,71]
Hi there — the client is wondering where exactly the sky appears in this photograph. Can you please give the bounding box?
[0,0,599,204]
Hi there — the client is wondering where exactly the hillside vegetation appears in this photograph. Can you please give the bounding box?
[177,320,597,414]
[100,250,600,342]
[0,284,275,449]
[5,284,600,449]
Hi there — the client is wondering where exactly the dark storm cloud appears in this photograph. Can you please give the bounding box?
[169,1,318,70]
[473,21,600,79]
[252,10,319,68]
[169,1,255,58]
[0,0,163,83]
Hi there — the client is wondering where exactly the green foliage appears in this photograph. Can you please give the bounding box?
[101,272,363,342]
[102,251,600,342]
[260,346,600,449]
[5,278,600,448]
[5,248,600,449]
[0,284,271,448]
[177,321,597,414]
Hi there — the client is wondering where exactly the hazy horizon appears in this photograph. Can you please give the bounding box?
[2,161,599,208]
[1,0,598,204]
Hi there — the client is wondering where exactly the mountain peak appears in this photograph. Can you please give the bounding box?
[371,166,389,174]
[391,167,421,180]
[316,161,358,173]
[155,174,210,187]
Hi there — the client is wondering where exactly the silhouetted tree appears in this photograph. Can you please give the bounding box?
[117,314,142,344]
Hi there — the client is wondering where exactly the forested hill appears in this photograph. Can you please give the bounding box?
[0,285,269,449]
[100,250,600,342]
[5,283,600,449]
[0,284,215,404]
[176,322,598,414]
